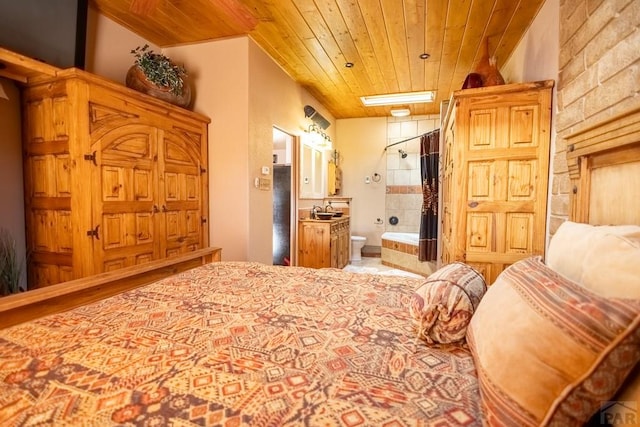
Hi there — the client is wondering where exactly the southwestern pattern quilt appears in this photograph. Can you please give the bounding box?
[0,262,481,426]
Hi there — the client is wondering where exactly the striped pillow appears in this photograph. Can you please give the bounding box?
[409,262,486,345]
[467,256,640,426]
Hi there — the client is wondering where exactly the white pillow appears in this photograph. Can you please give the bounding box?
[546,221,640,298]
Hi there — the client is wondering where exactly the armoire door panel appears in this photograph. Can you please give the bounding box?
[165,211,180,239]
[101,134,152,160]
[32,210,53,252]
[185,175,199,200]
[103,258,126,272]
[466,213,492,252]
[185,210,200,236]
[102,214,125,249]
[134,170,153,201]
[505,213,534,253]
[509,106,538,147]
[135,213,153,244]
[26,100,46,142]
[30,156,55,196]
[55,155,72,196]
[136,253,154,264]
[469,109,497,149]
[56,211,73,253]
[164,172,180,201]
[102,167,125,201]
[88,103,138,135]
[51,97,69,140]
[508,160,537,200]
[468,162,494,200]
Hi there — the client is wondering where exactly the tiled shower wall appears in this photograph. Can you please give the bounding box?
[553,0,640,234]
[385,115,440,232]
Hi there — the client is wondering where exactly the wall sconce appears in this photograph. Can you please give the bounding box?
[306,123,332,147]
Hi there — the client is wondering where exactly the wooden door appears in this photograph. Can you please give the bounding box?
[91,122,159,272]
[457,88,551,283]
[158,128,205,257]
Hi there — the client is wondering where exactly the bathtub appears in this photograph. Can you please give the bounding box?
[381,232,435,277]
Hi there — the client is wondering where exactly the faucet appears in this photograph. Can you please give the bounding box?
[324,203,333,213]
[311,205,323,219]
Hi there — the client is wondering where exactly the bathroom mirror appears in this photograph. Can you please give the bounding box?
[299,139,326,199]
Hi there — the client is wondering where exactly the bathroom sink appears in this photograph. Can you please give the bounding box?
[332,212,343,217]
[315,212,335,220]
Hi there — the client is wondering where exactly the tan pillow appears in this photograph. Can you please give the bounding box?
[546,221,640,298]
[467,257,640,426]
[409,262,486,345]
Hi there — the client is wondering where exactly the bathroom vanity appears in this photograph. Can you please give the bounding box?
[298,216,350,269]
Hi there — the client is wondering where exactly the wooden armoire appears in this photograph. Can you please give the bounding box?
[21,68,210,288]
[440,80,554,284]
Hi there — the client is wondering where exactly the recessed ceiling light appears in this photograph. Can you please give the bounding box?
[420,53,430,60]
[360,91,435,106]
[345,62,354,68]
[390,108,411,117]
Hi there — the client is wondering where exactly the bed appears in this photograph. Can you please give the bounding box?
[1,106,639,426]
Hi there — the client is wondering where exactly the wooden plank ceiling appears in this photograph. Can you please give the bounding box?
[90,0,546,119]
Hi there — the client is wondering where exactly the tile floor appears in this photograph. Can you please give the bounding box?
[343,257,423,278]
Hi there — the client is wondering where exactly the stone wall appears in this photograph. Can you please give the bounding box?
[553,0,640,232]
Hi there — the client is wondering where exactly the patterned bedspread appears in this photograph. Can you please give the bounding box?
[0,262,481,426]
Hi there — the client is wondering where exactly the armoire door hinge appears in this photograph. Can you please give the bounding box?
[200,167,207,174]
[201,217,207,224]
[86,225,100,240]
[84,151,97,166]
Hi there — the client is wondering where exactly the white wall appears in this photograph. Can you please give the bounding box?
[164,38,335,263]
[247,41,336,262]
[85,6,160,83]
[501,0,559,85]
[164,38,251,261]
[336,117,388,246]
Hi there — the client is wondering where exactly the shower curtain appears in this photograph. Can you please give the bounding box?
[418,129,439,262]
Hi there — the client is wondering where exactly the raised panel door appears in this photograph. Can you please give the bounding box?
[158,129,205,257]
[91,122,159,271]
[443,82,552,284]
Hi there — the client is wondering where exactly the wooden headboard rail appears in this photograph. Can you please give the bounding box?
[566,106,640,224]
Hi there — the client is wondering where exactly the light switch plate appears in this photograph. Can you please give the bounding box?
[261,166,270,175]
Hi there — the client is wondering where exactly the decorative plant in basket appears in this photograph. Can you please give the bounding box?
[126,44,192,108]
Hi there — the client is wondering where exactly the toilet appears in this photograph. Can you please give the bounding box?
[350,235,367,261]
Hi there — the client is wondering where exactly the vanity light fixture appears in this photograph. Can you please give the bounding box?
[390,108,411,117]
[306,123,331,147]
[360,90,435,106]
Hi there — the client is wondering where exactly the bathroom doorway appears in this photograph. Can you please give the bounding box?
[272,127,295,265]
